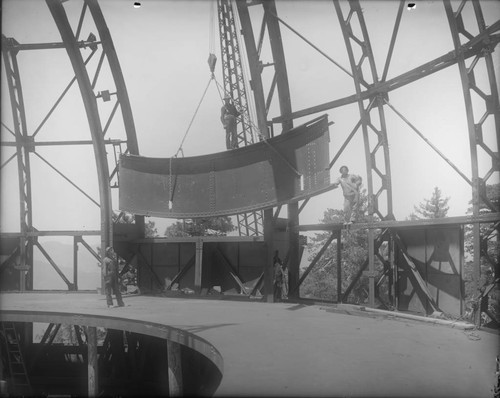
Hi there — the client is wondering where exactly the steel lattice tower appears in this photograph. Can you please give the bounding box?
[217,0,263,236]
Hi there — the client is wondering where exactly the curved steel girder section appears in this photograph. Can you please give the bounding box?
[334,0,393,220]
[119,116,332,218]
[1,39,34,280]
[46,0,112,251]
[85,0,139,156]
[84,0,144,235]
[0,309,223,378]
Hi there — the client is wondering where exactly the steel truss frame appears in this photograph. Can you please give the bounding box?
[233,0,498,309]
[1,0,142,291]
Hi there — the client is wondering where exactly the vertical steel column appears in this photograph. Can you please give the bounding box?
[194,239,203,293]
[263,208,274,302]
[73,236,79,291]
[87,326,98,397]
[1,37,34,291]
[337,230,342,302]
[260,1,302,299]
[334,0,394,307]
[234,0,269,137]
[86,0,144,238]
[444,2,500,315]
[333,0,393,221]
[46,0,112,260]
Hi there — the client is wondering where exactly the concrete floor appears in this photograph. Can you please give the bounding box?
[0,292,498,397]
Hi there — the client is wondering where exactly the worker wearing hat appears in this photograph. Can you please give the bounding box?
[332,165,362,225]
[103,246,125,308]
[220,95,240,150]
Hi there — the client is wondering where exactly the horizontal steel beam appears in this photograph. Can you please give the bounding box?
[273,23,500,124]
[0,230,101,238]
[1,39,100,51]
[297,213,500,232]
[0,139,127,147]
[133,236,265,244]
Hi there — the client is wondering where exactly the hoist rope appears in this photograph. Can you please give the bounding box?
[173,76,214,158]
[209,0,216,54]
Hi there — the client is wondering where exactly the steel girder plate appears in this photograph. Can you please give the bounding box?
[119,115,332,218]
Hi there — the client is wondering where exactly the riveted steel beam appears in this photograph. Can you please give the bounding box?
[444,1,499,315]
[334,0,393,221]
[46,0,112,266]
[2,35,34,291]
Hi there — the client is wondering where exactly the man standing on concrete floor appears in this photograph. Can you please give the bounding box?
[333,165,362,225]
[103,246,125,308]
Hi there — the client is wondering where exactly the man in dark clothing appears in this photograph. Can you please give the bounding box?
[220,96,240,149]
[103,246,124,308]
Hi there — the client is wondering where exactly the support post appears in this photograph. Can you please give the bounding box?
[73,236,78,291]
[167,340,183,397]
[337,230,342,302]
[368,229,375,307]
[472,222,481,326]
[87,326,98,397]
[194,239,203,293]
[263,208,274,302]
[287,202,300,299]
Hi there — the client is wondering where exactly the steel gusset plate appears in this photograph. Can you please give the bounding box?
[119,115,333,218]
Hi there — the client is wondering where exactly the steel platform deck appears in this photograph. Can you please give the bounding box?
[0,292,497,397]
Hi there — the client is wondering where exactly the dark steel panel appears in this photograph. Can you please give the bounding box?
[396,227,463,316]
[119,116,332,218]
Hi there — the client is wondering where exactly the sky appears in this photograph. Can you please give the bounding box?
[1,0,499,248]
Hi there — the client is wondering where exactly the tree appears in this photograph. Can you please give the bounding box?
[408,187,449,220]
[463,183,499,324]
[114,211,157,237]
[300,189,386,303]
[165,216,235,237]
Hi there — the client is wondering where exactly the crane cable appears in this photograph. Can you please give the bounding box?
[169,2,218,210]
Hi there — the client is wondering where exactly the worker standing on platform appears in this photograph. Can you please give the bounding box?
[273,250,283,301]
[281,262,289,300]
[333,166,362,225]
[220,95,240,149]
[103,246,125,308]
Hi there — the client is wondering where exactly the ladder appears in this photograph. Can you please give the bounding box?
[1,322,31,396]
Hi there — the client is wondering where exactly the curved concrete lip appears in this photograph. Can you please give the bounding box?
[0,308,224,376]
[1,292,498,397]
